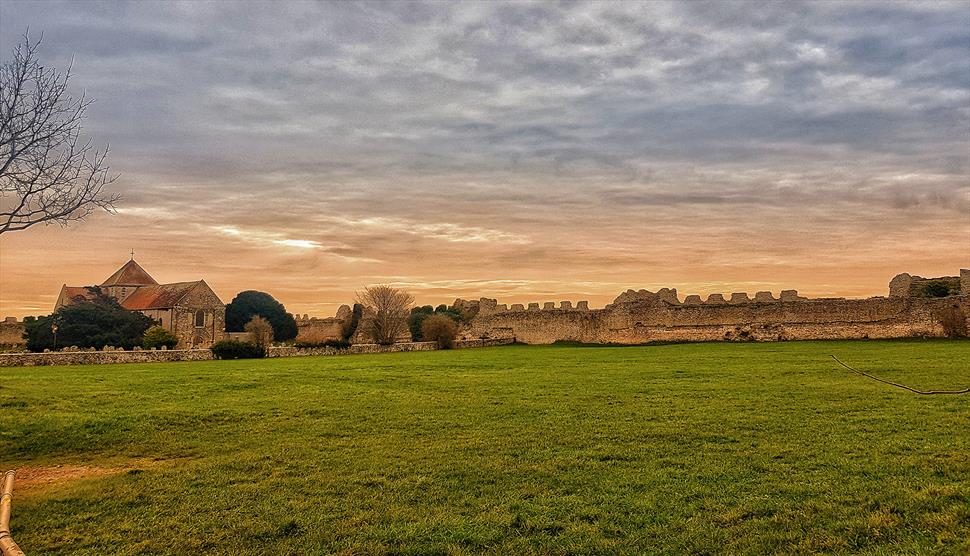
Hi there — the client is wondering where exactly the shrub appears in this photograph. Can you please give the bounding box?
[410,304,463,341]
[210,339,264,359]
[293,339,351,349]
[918,280,956,298]
[225,291,298,340]
[245,315,274,350]
[142,326,179,350]
[421,314,458,349]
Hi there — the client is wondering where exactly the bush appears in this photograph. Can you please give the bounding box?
[410,304,462,341]
[210,339,264,359]
[293,339,351,350]
[918,280,956,298]
[421,314,459,349]
[142,326,179,350]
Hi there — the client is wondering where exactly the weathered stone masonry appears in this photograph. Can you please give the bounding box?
[458,270,970,344]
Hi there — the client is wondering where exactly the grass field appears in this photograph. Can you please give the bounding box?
[1,340,968,555]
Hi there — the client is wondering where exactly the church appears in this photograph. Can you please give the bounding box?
[55,258,227,348]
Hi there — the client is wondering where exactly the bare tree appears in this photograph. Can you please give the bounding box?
[356,285,414,345]
[245,315,274,351]
[0,32,118,234]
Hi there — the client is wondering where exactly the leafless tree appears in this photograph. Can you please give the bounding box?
[356,285,414,345]
[0,32,118,234]
[245,315,274,351]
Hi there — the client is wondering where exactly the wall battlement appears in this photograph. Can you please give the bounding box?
[470,297,593,317]
[458,270,969,344]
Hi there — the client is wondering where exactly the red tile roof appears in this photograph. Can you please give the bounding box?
[101,259,158,286]
[60,286,101,303]
[121,281,201,310]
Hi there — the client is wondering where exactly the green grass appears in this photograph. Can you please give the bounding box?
[1,340,968,555]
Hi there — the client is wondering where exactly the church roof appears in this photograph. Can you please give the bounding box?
[57,285,101,307]
[121,281,203,310]
[101,259,158,287]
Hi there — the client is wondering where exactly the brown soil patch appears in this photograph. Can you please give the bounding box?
[7,459,162,495]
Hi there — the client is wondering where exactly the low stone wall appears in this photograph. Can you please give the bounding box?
[267,338,513,357]
[0,348,215,367]
[0,338,516,367]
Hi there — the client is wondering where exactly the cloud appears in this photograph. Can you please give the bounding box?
[0,1,967,317]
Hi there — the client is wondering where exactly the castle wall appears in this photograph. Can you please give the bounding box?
[461,294,969,344]
[295,317,345,343]
[889,272,963,297]
[0,318,26,350]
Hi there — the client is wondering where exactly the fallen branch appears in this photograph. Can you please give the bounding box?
[830,355,970,395]
[0,470,26,556]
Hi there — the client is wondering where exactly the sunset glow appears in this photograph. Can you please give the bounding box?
[1,1,968,318]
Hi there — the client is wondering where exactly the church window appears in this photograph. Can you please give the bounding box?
[195,309,206,327]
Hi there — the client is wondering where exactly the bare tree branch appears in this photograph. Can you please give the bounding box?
[0,31,119,235]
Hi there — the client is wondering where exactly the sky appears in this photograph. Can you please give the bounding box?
[1,0,968,318]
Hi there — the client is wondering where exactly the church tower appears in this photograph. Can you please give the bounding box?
[100,258,158,303]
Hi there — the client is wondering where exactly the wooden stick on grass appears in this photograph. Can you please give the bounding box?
[830,355,970,395]
[0,470,26,556]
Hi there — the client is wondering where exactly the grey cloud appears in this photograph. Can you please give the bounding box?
[0,0,966,253]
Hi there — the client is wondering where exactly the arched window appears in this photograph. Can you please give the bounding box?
[194,309,206,327]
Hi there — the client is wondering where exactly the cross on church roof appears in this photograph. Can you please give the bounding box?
[130,249,135,260]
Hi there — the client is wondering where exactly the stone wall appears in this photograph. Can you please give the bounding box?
[0,348,215,367]
[889,272,964,298]
[0,317,26,350]
[294,314,346,343]
[460,282,970,344]
[0,338,515,367]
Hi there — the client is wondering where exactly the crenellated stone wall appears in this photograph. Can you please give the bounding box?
[458,272,970,344]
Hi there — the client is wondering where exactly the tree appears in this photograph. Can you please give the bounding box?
[1,33,118,234]
[23,296,154,351]
[225,290,298,341]
[356,285,414,345]
[142,326,179,350]
[421,314,459,349]
[409,305,435,341]
[245,315,274,352]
